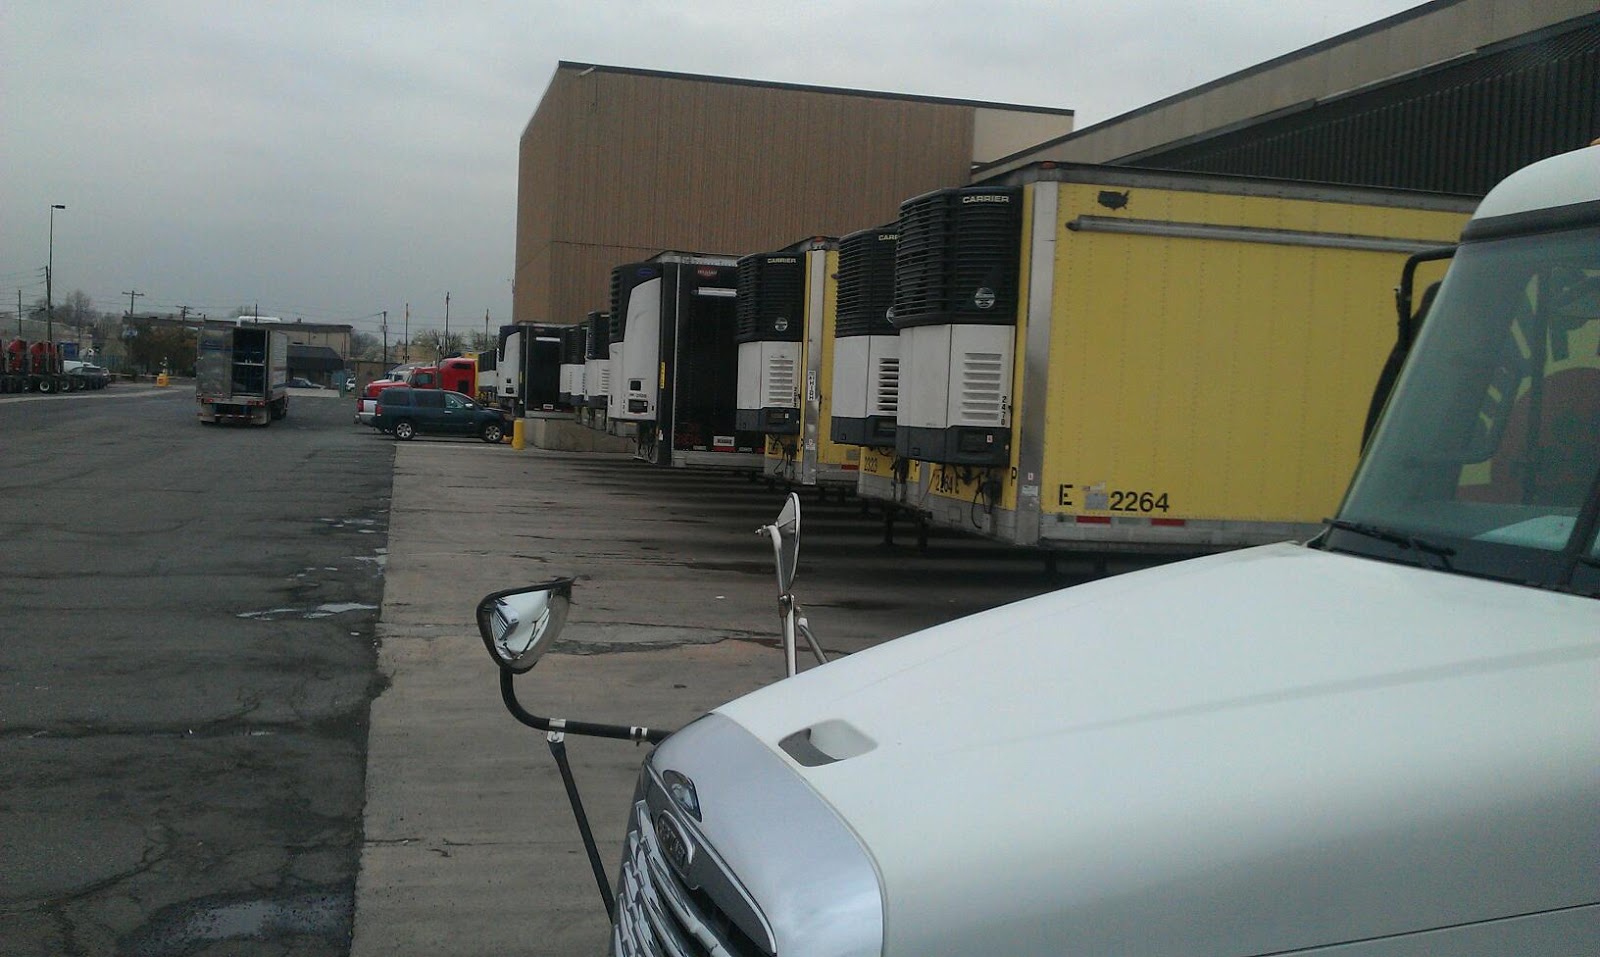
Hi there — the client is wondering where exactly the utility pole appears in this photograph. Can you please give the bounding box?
[403,302,410,362]
[123,290,144,321]
[46,204,65,346]
[444,291,451,355]
[16,289,21,336]
[483,309,489,349]
[381,310,389,365]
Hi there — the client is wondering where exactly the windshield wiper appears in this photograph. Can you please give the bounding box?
[1323,519,1457,571]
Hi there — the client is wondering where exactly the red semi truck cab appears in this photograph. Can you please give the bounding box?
[406,357,477,396]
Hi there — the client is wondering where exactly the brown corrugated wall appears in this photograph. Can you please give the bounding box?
[514,67,977,325]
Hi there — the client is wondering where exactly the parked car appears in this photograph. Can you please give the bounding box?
[356,379,407,427]
[371,386,508,443]
[286,377,324,389]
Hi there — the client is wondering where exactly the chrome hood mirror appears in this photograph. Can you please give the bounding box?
[767,492,801,594]
[476,578,573,673]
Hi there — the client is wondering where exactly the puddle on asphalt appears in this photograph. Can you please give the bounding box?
[121,890,350,955]
[237,602,378,621]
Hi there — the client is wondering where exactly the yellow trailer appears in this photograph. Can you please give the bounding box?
[860,165,1473,552]
[738,238,861,488]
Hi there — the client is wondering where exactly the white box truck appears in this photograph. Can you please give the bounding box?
[195,320,289,425]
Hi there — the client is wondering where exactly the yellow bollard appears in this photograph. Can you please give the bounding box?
[511,418,525,449]
[155,373,170,388]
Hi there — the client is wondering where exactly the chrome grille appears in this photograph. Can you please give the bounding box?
[614,801,763,957]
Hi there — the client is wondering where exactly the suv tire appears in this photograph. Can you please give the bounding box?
[481,422,504,444]
[393,419,417,441]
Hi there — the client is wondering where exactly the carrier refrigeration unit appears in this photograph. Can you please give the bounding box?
[830,223,901,449]
[610,251,762,468]
[860,164,1474,553]
[740,238,861,488]
[735,251,805,435]
[558,322,587,408]
[579,310,609,428]
[892,186,1023,468]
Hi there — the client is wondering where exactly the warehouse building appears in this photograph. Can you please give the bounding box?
[980,0,1598,194]
[514,0,1597,326]
[512,64,1074,325]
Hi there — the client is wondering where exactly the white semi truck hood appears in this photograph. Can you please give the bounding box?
[712,543,1600,956]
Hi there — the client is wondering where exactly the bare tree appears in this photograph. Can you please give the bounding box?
[350,331,382,360]
[410,329,463,359]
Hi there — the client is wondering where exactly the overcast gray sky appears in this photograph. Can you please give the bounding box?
[2,0,1423,338]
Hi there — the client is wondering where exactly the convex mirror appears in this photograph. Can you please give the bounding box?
[771,493,801,594]
[477,578,574,673]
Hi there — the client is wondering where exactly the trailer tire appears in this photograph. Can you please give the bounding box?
[37,378,54,394]
[270,398,287,421]
[480,422,504,444]
[393,420,417,441]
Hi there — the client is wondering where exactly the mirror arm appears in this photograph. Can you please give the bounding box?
[499,670,670,744]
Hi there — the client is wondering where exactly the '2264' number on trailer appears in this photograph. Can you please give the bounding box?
[1059,485,1171,514]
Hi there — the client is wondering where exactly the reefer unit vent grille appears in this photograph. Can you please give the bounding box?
[960,351,1006,425]
[610,264,657,343]
[586,311,610,360]
[874,355,900,416]
[765,353,798,407]
[836,225,899,338]
[891,187,1022,330]
[735,255,805,344]
[560,324,587,365]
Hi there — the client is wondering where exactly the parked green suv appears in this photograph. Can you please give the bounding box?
[371,387,508,443]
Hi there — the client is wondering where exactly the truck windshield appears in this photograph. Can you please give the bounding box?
[1332,223,1600,596]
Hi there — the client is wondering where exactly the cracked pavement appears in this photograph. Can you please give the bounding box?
[0,388,388,956]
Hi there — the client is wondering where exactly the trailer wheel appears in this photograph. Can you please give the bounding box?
[480,422,504,444]
[393,420,417,441]
[37,378,54,394]
[270,398,287,421]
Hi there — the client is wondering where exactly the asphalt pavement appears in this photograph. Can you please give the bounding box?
[1,381,1120,956]
[351,428,1110,956]
[1,384,389,957]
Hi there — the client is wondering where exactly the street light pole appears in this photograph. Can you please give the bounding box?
[46,204,65,346]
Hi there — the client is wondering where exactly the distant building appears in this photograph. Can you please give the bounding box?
[513,62,1074,325]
